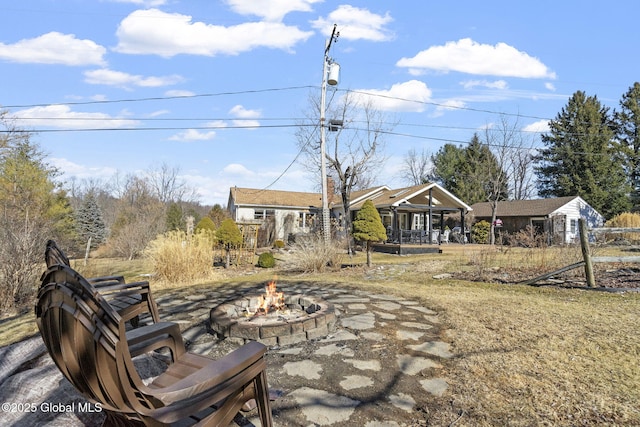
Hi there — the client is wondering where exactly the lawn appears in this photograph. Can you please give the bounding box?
[2,244,639,426]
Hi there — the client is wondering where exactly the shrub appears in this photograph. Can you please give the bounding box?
[216,219,243,268]
[471,220,491,244]
[195,216,216,233]
[508,225,547,247]
[352,200,387,267]
[257,252,276,268]
[285,234,345,273]
[274,239,285,249]
[145,230,218,284]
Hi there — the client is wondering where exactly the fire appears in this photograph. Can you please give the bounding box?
[248,278,285,316]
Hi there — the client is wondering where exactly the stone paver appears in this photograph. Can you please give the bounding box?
[289,387,360,425]
[0,282,453,427]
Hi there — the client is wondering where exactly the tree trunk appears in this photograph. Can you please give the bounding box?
[225,247,231,269]
[366,241,372,267]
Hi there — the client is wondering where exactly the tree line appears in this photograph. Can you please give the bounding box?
[0,111,229,313]
[402,82,640,242]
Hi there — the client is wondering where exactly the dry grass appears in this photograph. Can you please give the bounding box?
[3,244,639,425]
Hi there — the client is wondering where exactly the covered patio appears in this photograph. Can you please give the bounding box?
[346,183,472,254]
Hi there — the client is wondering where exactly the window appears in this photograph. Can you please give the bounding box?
[570,219,577,234]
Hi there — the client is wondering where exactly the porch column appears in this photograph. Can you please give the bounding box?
[460,208,466,244]
[428,189,433,244]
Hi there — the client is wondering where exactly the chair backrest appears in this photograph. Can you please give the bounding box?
[45,239,70,268]
[36,264,149,415]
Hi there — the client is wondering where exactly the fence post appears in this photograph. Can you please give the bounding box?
[578,218,596,287]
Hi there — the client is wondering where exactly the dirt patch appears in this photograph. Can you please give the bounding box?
[456,265,640,290]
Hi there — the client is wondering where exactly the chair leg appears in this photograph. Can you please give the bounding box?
[254,371,273,427]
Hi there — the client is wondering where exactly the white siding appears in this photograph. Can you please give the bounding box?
[551,197,605,243]
[234,206,315,240]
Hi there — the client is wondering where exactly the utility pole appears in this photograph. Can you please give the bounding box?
[320,24,340,241]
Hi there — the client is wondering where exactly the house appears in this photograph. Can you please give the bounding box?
[228,183,473,245]
[228,187,325,242]
[343,183,472,244]
[470,196,605,244]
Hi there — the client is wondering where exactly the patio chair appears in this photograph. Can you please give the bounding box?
[36,263,273,426]
[441,229,450,244]
[45,240,159,327]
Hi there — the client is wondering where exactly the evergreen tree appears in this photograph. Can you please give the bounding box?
[166,202,184,231]
[615,82,640,210]
[216,218,243,268]
[352,200,387,267]
[75,192,107,249]
[0,113,72,311]
[430,143,464,194]
[535,91,630,218]
[208,203,229,228]
[430,134,507,206]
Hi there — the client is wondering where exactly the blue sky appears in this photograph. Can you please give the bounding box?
[1,1,638,206]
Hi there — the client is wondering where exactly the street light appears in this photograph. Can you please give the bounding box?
[320,24,339,241]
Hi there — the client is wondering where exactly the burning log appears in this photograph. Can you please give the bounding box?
[305,303,321,314]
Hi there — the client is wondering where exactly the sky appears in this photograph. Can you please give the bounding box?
[1,1,638,206]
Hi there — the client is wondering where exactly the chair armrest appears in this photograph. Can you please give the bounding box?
[126,321,185,359]
[152,341,267,404]
[94,279,161,324]
[88,275,126,285]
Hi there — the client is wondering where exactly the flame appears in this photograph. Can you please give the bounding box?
[254,278,284,315]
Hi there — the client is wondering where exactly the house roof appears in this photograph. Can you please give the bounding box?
[470,196,581,218]
[348,183,472,212]
[229,182,473,212]
[229,187,323,209]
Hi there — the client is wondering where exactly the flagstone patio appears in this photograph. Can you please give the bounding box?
[0,281,454,426]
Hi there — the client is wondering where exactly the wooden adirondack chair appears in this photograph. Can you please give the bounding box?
[36,263,273,426]
[45,240,159,327]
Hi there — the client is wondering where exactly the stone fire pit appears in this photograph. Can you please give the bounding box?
[210,292,337,346]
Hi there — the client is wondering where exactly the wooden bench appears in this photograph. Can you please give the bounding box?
[37,259,273,426]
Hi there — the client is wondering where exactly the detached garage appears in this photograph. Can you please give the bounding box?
[470,196,604,244]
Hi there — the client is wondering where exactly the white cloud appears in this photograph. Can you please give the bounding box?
[229,105,261,128]
[49,157,118,180]
[168,120,227,141]
[148,109,170,117]
[397,38,556,79]
[169,129,217,141]
[430,99,467,118]
[0,32,106,66]
[461,79,508,90]
[114,9,313,57]
[225,0,321,21]
[84,68,184,88]
[11,104,139,129]
[165,89,196,97]
[223,163,255,176]
[229,105,261,119]
[545,82,556,91]
[312,5,394,41]
[351,80,432,112]
[108,0,167,5]
[523,119,550,133]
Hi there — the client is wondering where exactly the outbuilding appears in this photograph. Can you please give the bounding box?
[470,196,605,244]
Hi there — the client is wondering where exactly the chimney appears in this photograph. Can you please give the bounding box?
[327,177,336,205]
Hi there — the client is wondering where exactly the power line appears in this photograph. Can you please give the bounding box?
[1,86,315,109]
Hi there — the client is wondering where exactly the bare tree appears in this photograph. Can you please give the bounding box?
[296,90,393,249]
[145,162,199,204]
[481,114,538,244]
[109,175,166,259]
[400,147,430,185]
